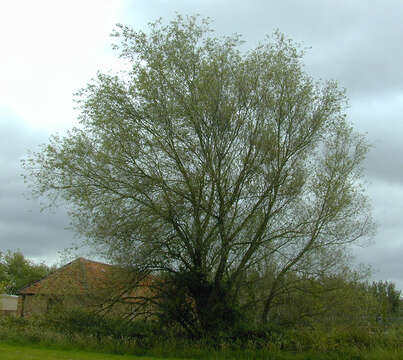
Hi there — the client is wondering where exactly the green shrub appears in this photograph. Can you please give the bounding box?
[1,312,402,358]
[41,308,161,345]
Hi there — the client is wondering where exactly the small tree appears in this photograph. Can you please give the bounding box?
[242,266,379,328]
[0,281,8,295]
[369,280,402,320]
[23,15,373,335]
[0,250,52,294]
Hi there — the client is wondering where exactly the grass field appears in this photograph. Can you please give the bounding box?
[1,343,403,360]
[0,343,184,360]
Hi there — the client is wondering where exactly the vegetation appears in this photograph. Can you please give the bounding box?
[23,14,375,336]
[368,280,401,321]
[0,343,172,360]
[246,273,402,328]
[1,263,402,357]
[0,250,54,294]
[5,248,400,359]
[0,314,402,359]
[2,342,403,360]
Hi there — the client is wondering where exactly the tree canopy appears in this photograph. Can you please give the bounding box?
[0,250,52,294]
[23,15,374,335]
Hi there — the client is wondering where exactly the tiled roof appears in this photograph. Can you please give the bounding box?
[17,257,114,295]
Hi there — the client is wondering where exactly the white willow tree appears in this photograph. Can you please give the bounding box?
[24,16,373,335]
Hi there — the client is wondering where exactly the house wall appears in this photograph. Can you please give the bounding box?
[17,293,142,319]
[0,294,18,316]
[18,294,105,317]
[21,295,48,317]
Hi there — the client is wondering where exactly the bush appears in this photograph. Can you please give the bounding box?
[1,311,402,358]
[41,308,160,344]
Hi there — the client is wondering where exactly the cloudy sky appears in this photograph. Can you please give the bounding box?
[1,1,402,290]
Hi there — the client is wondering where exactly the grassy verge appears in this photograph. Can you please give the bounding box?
[0,315,402,359]
[1,342,403,360]
[0,343,183,360]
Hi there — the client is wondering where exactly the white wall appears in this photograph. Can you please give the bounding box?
[0,294,18,311]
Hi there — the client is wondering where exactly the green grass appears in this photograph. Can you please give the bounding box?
[0,343,184,360]
[1,343,403,360]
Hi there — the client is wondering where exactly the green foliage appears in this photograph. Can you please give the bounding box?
[41,308,158,345]
[368,281,402,319]
[0,314,402,359]
[269,275,378,327]
[0,250,54,294]
[240,266,402,329]
[0,280,8,294]
[157,270,242,338]
[23,14,374,333]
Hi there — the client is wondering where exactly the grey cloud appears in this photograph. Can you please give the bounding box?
[353,241,403,291]
[351,182,403,291]
[0,113,75,259]
[364,142,403,186]
[0,120,44,162]
[348,95,403,185]
[367,182,403,229]
[124,0,403,99]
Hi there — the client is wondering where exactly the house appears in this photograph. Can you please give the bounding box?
[0,294,18,316]
[17,257,143,318]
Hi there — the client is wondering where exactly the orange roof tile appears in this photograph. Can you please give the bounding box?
[18,257,113,295]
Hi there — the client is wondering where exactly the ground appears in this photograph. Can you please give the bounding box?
[0,343,183,360]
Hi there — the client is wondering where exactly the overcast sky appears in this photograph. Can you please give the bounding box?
[1,1,402,291]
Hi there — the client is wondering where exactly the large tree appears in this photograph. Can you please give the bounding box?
[24,16,373,335]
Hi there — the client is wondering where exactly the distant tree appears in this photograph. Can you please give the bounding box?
[0,250,53,294]
[23,15,374,335]
[0,281,8,295]
[369,280,402,319]
[241,266,379,327]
